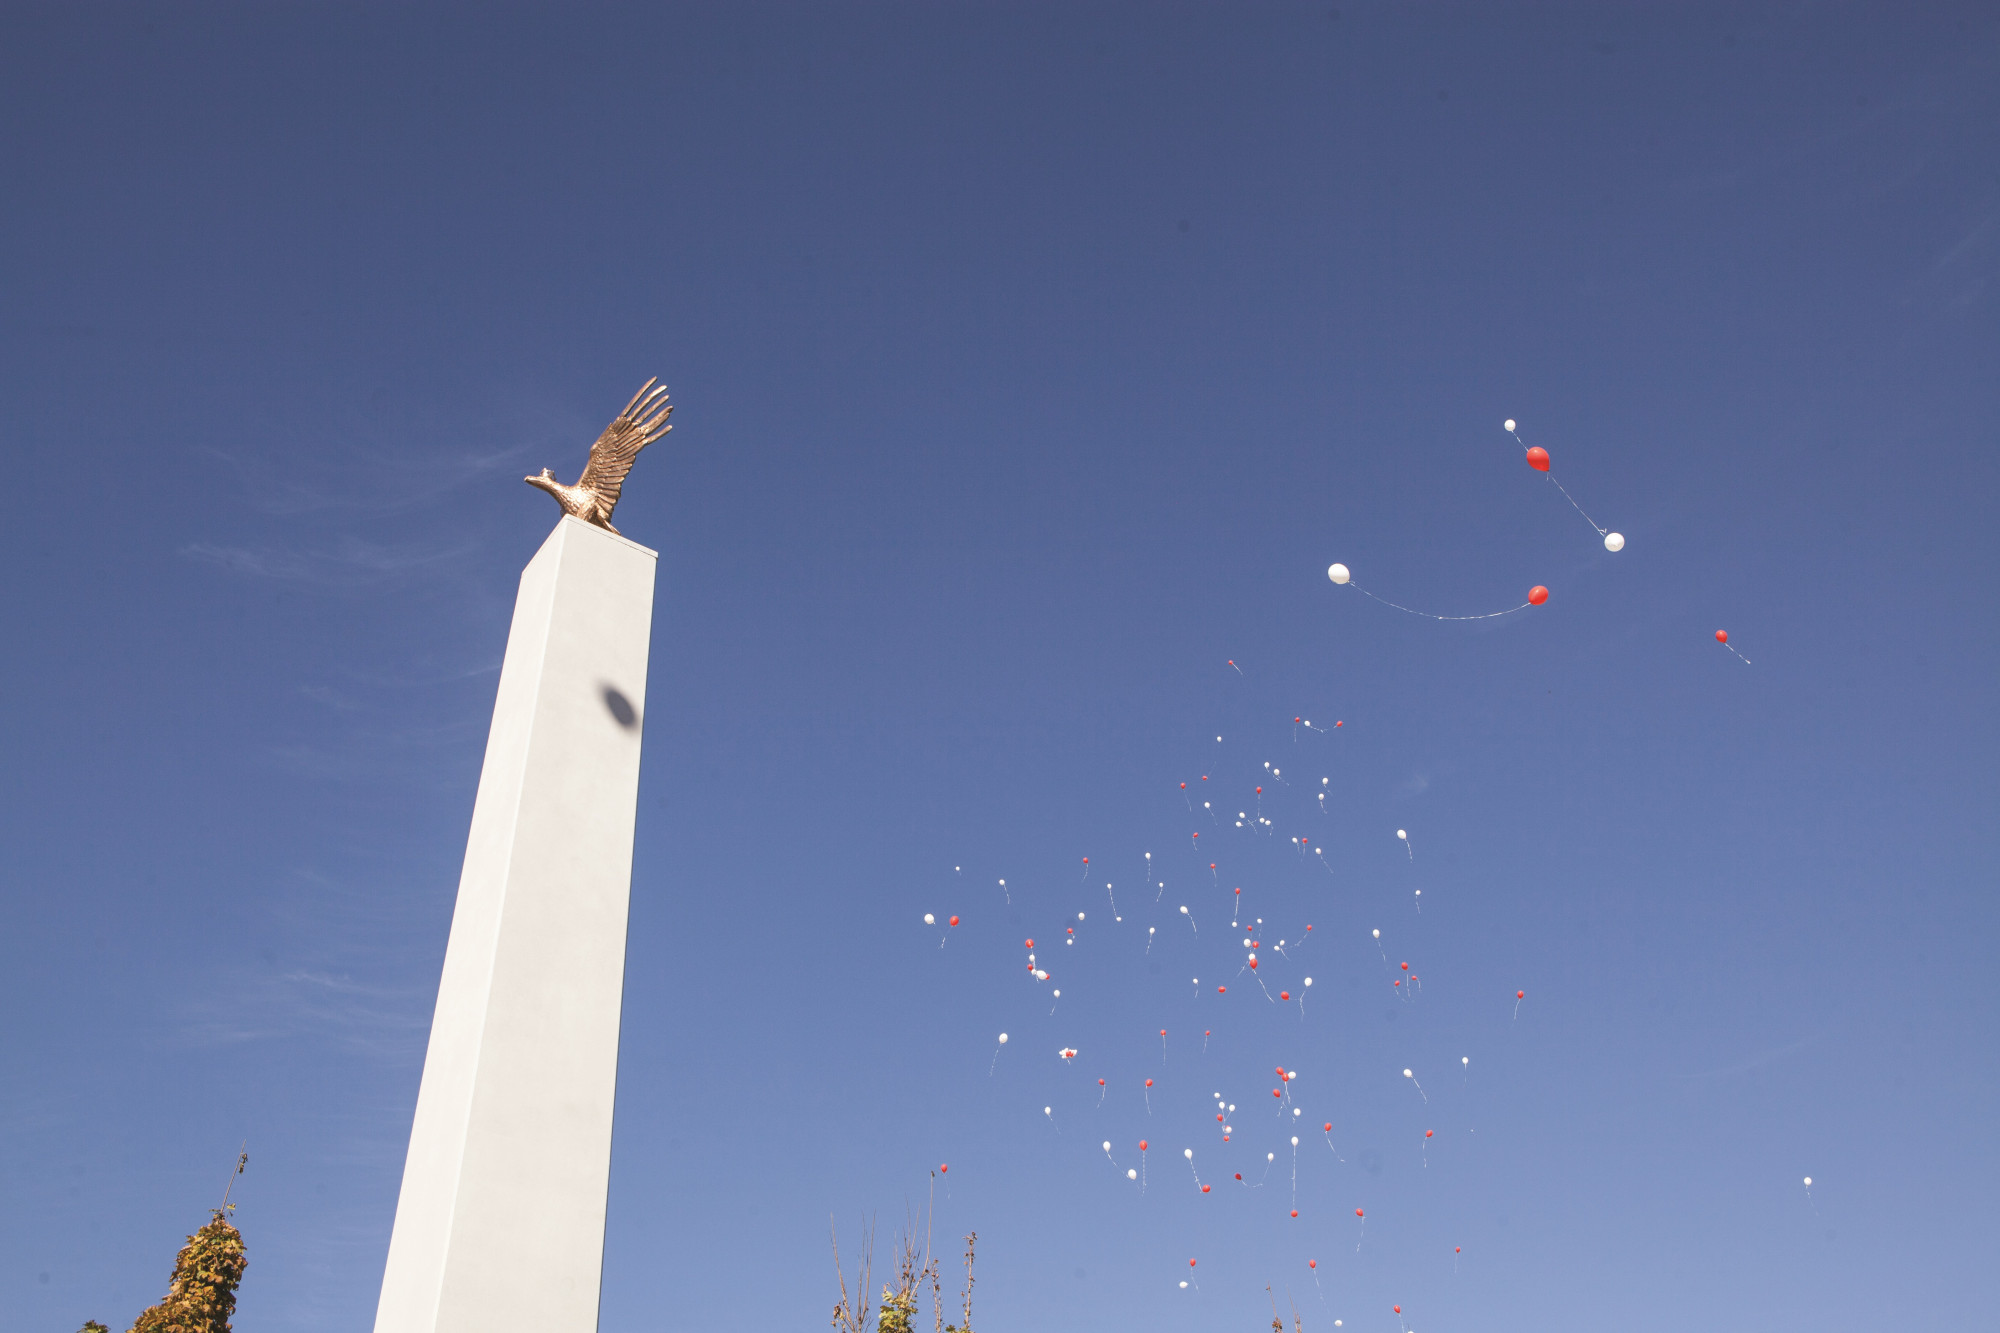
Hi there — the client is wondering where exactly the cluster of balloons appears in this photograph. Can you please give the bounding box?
[919,417,1769,1318]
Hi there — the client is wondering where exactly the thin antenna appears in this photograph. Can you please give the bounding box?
[220,1142,248,1212]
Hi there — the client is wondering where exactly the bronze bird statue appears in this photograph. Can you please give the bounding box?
[526,378,673,535]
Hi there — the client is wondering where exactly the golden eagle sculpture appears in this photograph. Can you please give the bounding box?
[526,379,673,535]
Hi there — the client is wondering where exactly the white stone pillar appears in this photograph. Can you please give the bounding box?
[374,517,655,1333]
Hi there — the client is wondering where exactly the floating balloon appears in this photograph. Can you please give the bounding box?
[1716,630,1752,664]
[1604,531,1625,552]
[1507,420,1619,543]
[923,913,935,925]
[1528,585,1549,605]
[998,1033,1009,1043]
[1331,563,1546,621]
[948,915,958,927]
[939,1164,947,1173]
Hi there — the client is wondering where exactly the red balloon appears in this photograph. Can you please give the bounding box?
[1528,585,1550,605]
[1218,986,1227,993]
[1256,786,1263,794]
[1517,989,1526,999]
[1201,1184,1211,1193]
[1425,1130,1433,1138]
[1145,1078,1154,1087]
[1217,1114,1224,1122]
[1235,1172,1242,1180]
[1309,1260,1317,1269]
[1324,1123,1333,1132]
[948,916,958,927]
[1334,720,1342,727]
[1455,1246,1461,1253]
[1160,1029,1167,1036]
[1140,1140,1149,1151]
[1525,446,1550,471]
[1394,979,1401,987]
[1716,629,1729,643]
[1181,782,1187,788]
[1099,1078,1106,1086]
[1273,1089,1282,1098]
[1280,991,1291,1001]
[1189,1258,1197,1267]
[939,1164,948,1173]
[1249,958,1258,969]
[1081,857,1088,864]
[1394,1306,1402,1315]
[1025,939,1034,948]
[1400,962,1409,971]
[1355,1208,1364,1217]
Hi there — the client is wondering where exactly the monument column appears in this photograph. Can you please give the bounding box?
[374,515,655,1333]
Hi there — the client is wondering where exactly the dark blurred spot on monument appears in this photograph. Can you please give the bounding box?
[602,686,638,730]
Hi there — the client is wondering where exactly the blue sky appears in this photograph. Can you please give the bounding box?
[3,4,1996,1331]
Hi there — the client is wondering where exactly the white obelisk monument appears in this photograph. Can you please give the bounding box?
[374,515,655,1333]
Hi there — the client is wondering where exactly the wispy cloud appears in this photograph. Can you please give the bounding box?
[179,535,477,587]
[1679,1033,1817,1080]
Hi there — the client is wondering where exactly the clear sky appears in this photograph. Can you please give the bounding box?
[4,5,1997,1331]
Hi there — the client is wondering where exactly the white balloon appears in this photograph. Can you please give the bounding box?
[1327,562,1350,585]
[1179,1281,1188,1289]
[1180,905,1189,914]
[998,1033,1009,1044]
[1397,829,1407,840]
[1052,989,1061,997]
[1604,531,1625,552]
[1373,929,1380,939]
[1103,1141,1112,1151]
[1304,977,1313,986]
[1403,1068,1413,1078]
[1128,1168,1138,1180]
[1503,418,1516,432]
[1803,1176,1813,1187]
[1292,1136,1300,1147]
[924,913,935,925]
[1462,1056,1470,1066]
[1267,1152,1275,1161]
[1045,1107,1052,1116]
[1184,1148,1194,1159]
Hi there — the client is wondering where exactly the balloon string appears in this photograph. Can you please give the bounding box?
[1724,642,1754,666]
[1352,585,1531,621]
[1546,475,1607,535]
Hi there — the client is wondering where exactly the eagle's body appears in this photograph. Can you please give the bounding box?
[527,379,673,535]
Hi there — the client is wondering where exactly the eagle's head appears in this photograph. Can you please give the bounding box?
[525,468,557,492]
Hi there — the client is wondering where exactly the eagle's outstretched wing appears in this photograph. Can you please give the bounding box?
[577,378,673,512]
